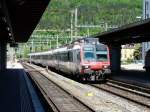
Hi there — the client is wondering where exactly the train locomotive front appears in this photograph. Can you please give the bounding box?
[78,43,110,81]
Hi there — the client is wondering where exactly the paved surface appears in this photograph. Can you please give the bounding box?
[7,61,23,69]
[0,69,34,112]
[121,63,144,71]
[0,62,42,112]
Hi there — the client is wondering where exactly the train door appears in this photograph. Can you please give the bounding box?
[68,50,74,74]
[73,50,80,63]
[75,49,81,74]
[77,50,81,64]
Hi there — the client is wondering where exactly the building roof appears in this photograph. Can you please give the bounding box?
[0,0,50,43]
[94,19,150,45]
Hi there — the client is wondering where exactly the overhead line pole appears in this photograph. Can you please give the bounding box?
[70,10,74,42]
[74,8,78,37]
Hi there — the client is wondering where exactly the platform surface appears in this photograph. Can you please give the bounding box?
[0,62,39,112]
[7,61,23,69]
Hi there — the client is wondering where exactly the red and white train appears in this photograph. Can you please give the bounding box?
[29,38,110,81]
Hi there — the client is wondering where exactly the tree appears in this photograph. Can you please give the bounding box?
[133,44,141,60]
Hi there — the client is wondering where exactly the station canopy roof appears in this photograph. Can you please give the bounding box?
[0,0,50,43]
[94,19,150,45]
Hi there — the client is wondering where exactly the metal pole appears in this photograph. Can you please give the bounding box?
[74,8,78,36]
[70,10,73,42]
[31,39,34,52]
[105,23,108,31]
[87,28,90,36]
[0,42,7,71]
[57,35,59,48]
[50,40,51,49]
[47,39,48,49]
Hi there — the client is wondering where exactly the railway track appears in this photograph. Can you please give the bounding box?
[107,79,150,94]
[23,63,94,112]
[91,79,150,108]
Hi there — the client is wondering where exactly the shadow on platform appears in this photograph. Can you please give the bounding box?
[0,69,34,112]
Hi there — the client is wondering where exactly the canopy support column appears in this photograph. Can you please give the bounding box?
[109,44,121,74]
[0,43,7,71]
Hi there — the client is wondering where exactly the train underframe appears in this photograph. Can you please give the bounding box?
[79,68,111,81]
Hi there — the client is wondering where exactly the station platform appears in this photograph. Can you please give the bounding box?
[109,70,150,88]
[0,62,44,112]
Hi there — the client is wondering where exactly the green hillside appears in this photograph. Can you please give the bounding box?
[37,0,142,31]
[20,0,142,57]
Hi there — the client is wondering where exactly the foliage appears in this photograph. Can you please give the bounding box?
[37,0,142,30]
[133,44,141,60]
[125,58,133,64]
[20,0,143,58]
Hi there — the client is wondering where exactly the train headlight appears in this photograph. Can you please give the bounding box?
[103,65,108,68]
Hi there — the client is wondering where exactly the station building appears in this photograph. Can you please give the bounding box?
[142,0,150,60]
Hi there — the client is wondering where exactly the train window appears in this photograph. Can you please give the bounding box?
[69,51,73,62]
[51,55,53,60]
[64,52,68,62]
[43,55,45,59]
[48,55,51,60]
[54,54,56,60]
[62,53,64,61]
[84,52,95,59]
[46,55,49,60]
[59,53,61,60]
[60,53,63,61]
[57,53,60,60]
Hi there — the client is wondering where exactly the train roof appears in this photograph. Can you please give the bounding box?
[28,50,52,56]
[28,39,97,56]
[28,46,68,56]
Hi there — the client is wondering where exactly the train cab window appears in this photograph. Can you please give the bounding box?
[83,46,96,62]
[84,52,95,60]
[96,54,107,61]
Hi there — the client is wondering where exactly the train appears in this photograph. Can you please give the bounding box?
[29,38,111,81]
[144,49,150,72]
